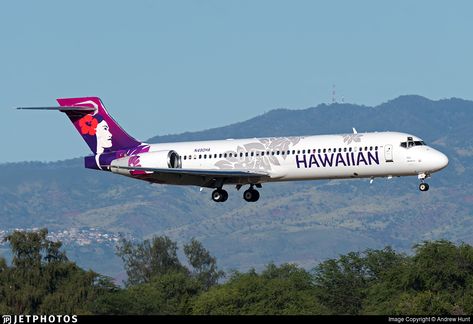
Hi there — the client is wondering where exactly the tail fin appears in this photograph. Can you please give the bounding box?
[56,97,141,154]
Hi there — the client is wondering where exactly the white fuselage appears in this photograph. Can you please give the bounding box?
[133,131,448,185]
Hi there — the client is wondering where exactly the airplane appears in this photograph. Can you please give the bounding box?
[18,97,449,203]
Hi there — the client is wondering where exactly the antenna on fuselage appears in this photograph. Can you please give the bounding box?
[352,128,358,134]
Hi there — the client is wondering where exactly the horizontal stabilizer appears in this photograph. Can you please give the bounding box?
[17,106,95,112]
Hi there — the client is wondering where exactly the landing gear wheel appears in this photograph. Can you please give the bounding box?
[221,190,228,202]
[212,189,228,202]
[243,189,260,202]
[419,183,429,192]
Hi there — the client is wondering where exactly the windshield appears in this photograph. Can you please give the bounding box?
[400,140,426,148]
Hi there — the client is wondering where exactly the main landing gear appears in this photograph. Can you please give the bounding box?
[418,173,430,192]
[243,186,260,202]
[211,184,261,202]
[211,188,228,202]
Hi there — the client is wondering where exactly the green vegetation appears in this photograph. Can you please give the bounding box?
[1,229,473,315]
[0,229,112,314]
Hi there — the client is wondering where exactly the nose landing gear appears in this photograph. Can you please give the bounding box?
[419,182,429,192]
[418,173,430,192]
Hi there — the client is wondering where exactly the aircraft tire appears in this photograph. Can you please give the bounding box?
[212,189,228,202]
[243,189,259,202]
[419,183,429,192]
[220,189,228,202]
[251,189,260,202]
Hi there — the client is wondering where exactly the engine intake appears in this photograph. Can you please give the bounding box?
[167,150,182,168]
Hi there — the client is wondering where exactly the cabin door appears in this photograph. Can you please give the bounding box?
[384,144,393,162]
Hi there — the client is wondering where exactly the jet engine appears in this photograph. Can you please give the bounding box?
[110,150,182,175]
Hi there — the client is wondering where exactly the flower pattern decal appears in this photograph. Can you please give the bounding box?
[79,114,98,136]
[342,133,363,145]
[125,145,151,176]
[214,137,302,171]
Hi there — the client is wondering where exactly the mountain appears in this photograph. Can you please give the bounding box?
[1,95,472,277]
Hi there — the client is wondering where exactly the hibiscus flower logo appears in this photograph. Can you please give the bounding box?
[79,114,99,136]
[342,133,363,145]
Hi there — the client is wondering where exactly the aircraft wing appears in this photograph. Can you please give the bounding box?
[109,165,271,187]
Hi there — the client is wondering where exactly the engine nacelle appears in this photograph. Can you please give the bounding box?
[110,150,181,175]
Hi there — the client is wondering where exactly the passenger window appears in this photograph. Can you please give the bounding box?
[343,148,347,152]
[261,152,265,156]
[349,147,352,152]
[271,151,275,156]
[302,150,306,154]
[297,150,301,154]
[245,152,249,157]
[375,146,378,151]
[199,155,202,159]
[281,151,285,155]
[184,156,187,160]
[292,150,296,154]
[323,149,326,153]
[251,152,254,157]
[287,150,291,155]
[369,146,373,151]
[240,153,243,157]
[223,154,227,158]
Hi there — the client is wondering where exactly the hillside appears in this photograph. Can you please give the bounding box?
[1,95,472,277]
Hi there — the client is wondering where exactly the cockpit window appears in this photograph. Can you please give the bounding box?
[400,140,426,148]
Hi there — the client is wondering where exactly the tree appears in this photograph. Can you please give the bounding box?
[184,239,224,290]
[91,272,201,315]
[313,247,405,314]
[116,236,187,286]
[192,263,328,315]
[313,252,367,314]
[0,229,114,314]
[362,241,473,315]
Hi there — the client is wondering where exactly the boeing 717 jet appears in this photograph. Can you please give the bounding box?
[19,97,449,202]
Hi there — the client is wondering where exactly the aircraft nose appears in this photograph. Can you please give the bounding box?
[434,151,449,171]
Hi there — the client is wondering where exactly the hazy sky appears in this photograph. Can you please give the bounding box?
[1,1,472,163]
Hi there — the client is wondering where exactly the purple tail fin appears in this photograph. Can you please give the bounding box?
[57,97,141,154]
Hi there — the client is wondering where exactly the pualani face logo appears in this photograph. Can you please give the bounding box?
[2,315,77,324]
